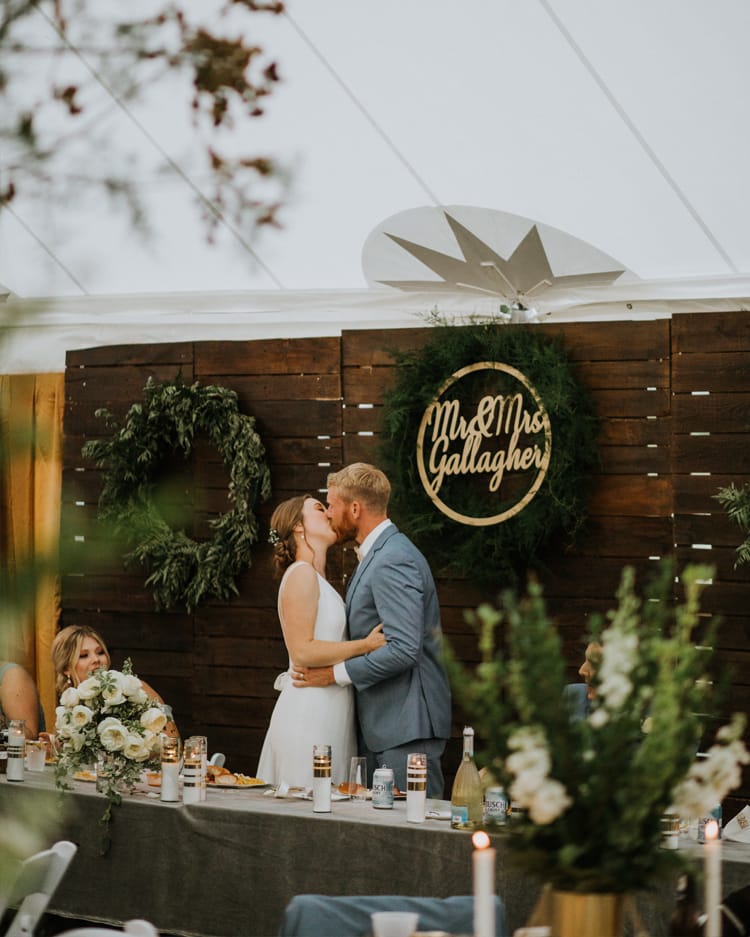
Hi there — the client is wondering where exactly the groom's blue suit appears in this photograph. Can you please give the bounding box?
[342,523,452,796]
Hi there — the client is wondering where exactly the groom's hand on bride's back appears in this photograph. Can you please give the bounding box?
[292,665,334,688]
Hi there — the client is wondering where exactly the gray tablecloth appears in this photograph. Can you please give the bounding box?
[3,771,750,937]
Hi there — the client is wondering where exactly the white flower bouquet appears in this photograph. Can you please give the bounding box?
[54,659,167,817]
[446,560,750,893]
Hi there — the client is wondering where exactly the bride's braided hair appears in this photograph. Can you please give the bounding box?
[268,494,312,578]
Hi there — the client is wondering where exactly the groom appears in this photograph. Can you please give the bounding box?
[292,462,452,797]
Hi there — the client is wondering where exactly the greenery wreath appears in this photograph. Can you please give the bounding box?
[379,320,600,588]
[82,375,272,612]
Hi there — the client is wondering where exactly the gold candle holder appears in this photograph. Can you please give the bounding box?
[406,751,427,823]
[160,736,181,803]
[312,744,332,813]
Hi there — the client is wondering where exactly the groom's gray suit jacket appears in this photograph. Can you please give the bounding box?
[343,524,452,753]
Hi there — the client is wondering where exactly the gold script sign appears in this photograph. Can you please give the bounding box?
[416,361,552,526]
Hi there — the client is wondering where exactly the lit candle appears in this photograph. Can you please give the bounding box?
[182,737,202,805]
[704,818,721,937]
[160,736,181,803]
[472,830,496,937]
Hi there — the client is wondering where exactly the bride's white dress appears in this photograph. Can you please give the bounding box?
[257,561,356,788]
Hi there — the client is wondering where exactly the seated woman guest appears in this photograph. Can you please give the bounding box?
[51,624,178,737]
[0,660,46,738]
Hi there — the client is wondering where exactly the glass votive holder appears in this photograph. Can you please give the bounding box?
[312,744,332,813]
[7,719,26,782]
[160,736,181,803]
[182,736,203,805]
[406,751,427,823]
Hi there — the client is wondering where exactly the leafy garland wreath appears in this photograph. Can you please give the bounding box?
[82,375,272,612]
[379,321,600,587]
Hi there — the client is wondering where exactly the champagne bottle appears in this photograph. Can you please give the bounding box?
[450,726,483,830]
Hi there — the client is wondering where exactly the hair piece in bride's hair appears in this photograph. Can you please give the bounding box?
[269,494,312,578]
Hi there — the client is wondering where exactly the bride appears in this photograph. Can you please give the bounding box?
[257,494,386,788]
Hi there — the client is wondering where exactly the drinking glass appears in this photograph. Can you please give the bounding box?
[25,739,46,771]
[348,756,368,802]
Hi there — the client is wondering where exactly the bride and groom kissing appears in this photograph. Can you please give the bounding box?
[257,462,452,798]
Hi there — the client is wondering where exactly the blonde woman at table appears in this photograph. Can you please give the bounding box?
[49,624,179,738]
[257,495,387,789]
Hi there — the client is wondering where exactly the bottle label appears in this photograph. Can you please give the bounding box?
[451,804,470,828]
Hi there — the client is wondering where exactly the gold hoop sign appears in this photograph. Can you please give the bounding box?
[416,361,552,526]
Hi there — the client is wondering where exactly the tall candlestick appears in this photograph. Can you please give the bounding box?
[704,818,721,937]
[472,830,496,937]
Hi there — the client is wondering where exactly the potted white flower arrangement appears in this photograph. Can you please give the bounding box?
[445,560,750,935]
[55,659,168,843]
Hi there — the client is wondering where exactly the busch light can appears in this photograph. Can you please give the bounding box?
[372,765,394,809]
[483,785,508,826]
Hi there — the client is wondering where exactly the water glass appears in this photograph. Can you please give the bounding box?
[25,739,46,772]
[348,756,368,802]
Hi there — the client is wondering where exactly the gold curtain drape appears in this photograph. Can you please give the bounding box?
[0,373,64,728]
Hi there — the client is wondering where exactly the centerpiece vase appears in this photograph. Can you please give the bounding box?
[550,890,625,937]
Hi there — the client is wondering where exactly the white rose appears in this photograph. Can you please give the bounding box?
[528,778,572,825]
[98,717,128,751]
[67,730,87,752]
[140,707,167,734]
[59,686,79,708]
[76,676,100,700]
[122,674,143,698]
[123,733,151,762]
[100,671,126,708]
[70,704,94,728]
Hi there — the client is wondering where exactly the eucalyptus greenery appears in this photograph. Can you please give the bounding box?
[379,320,600,587]
[82,376,271,612]
[714,482,750,567]
[445,559,748,893]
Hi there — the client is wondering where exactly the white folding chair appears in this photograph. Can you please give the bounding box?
[3,840,78,937]
[54,920,158,937]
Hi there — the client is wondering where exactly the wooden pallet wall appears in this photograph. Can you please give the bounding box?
[60,313,750,801]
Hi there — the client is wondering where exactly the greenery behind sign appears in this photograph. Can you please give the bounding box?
[379,322,600,588]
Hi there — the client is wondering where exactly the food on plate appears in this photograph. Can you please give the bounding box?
[73,769,97,783]
[206,764,265,787]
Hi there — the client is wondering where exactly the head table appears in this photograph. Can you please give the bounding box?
[2,770,749,936]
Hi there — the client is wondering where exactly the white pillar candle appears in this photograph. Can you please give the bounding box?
[704,818,721,937]
[472,830,496,937]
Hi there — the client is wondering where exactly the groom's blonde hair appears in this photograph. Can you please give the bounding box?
[327,463,390,515]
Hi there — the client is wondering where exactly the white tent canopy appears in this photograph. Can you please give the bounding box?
[1,1,749,371]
